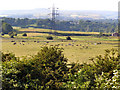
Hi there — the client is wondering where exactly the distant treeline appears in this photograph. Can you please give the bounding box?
[2,17,118,33]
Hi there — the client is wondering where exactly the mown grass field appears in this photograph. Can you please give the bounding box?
[1,27,119,64]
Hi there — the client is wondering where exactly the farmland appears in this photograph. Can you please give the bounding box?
[1,27,119,64]
[1,2,120,89]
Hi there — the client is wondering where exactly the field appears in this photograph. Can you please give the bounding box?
[1,27,119,64]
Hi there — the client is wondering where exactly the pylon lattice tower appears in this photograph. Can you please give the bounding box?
[49,4,59,30]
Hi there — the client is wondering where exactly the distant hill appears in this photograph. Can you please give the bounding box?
[0,8,117,20]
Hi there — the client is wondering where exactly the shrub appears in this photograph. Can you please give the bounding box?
[2,46,69,89]
[1,32,4,36]
[2,52,17,62]
[10,35,14,38]
[95,65,120,89]
[64,63,96,89]
[64,48,120,89]
[90,49,120,75]
[22,33,27,36]
[2,47,119,89]
[66,36,72,40]
[14,33,17,36]
[8,32,13,36]
[8,31,17,38]
[30,46,68,89]
[46,36,53,40]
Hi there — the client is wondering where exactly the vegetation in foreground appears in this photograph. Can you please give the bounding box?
[2,46,120,89]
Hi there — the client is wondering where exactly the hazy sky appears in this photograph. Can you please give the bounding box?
[0,0,119,11]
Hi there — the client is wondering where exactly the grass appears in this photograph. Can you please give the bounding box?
[18,28,51,32]
[1,28,119,64]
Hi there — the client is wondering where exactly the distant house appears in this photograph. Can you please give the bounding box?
[112,33,119,37]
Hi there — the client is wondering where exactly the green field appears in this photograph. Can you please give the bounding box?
[1,27,119,64]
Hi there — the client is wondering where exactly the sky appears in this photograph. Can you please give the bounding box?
[0,0,119,11]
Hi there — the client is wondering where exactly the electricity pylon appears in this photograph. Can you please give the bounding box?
[48,4,59,30]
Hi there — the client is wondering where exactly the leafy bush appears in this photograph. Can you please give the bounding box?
[64,64,96,89]
[90,49,120,75]
[66,36,72,40]
[10,35,14,38]
[2,52,17,62]
[30,46,69,89]
[95,65,120,89]
[46,36,53,40]
[22,33,27,36]
[2,46,69,89]
[1,32,4,36]
[14,32,17,36]
[2,48,119,89]
[8,31,17,38]
[14,33,17,36]
[64,48,120,89]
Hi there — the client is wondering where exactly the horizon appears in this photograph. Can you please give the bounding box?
[0,8,118,12]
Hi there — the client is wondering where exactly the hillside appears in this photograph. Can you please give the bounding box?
[0,8,117,20]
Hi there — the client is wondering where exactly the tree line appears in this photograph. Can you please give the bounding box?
[1,17,118,33]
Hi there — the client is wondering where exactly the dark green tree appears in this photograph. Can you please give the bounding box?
[2,21,13,34]
[46,36,53,40]
[66,36,72,40]
[22,33,27,36]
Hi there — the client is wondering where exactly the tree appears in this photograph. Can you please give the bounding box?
[66,36,72,40]
[22,33,27,36]
[2,21,13,34]
[46,36,53,40]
